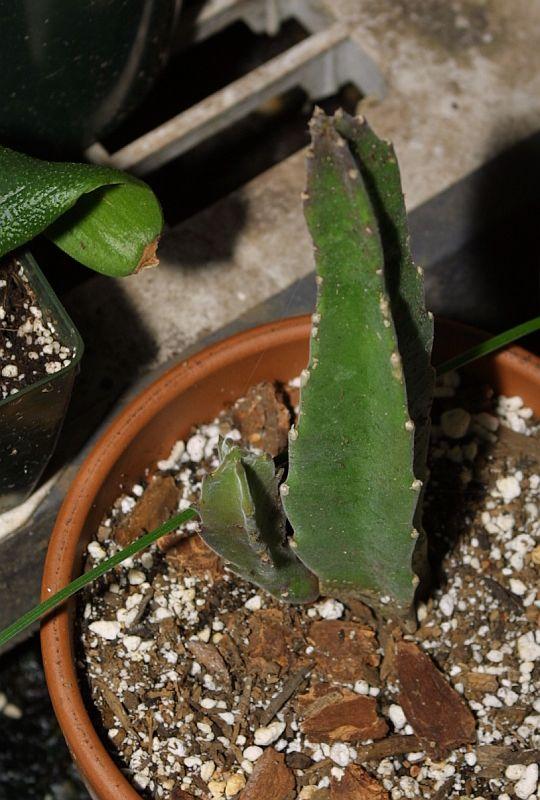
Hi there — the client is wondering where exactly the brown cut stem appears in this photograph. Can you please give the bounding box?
[136,237,160,272]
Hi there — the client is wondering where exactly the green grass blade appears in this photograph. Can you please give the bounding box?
[437,316,540,375]
[0,508,197,649]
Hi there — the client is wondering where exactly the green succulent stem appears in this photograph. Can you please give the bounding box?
[281,110,433,616]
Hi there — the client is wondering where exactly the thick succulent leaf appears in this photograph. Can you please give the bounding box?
[0,145,162,276]
[334,111,434,482]
[282,110,425,615]
[334,111,434,585]
[199,443,319,604]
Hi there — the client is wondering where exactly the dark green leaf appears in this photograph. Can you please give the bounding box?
[0,145,163,276]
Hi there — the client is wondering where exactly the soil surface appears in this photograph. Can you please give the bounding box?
[0,257,74,400]
[80,375,540,800]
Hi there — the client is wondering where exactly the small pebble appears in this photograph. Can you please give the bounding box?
[487,649,504,663]
[514,763,538,799]
[87,541,106,560]
[254,720,286,746]
[441,408,471,439]
[187,434,206,462]
[496,476,521,503]
[243,746,263,762]
[208,779,226,798]
[315,598,344,620]
[88,621,121,640]
[517,633,540,662]
[509,578,527,596]
[244,595,262,611]
[439,593,454,618]
[354,680,370,695]
[3,702,22,720]
[123,635,141,652]
[506,764,526,781]
[388,704,406,731]
[128,569,145,586]
[200,761,216,782]
[225,773,246,797]
[329,742,350,767]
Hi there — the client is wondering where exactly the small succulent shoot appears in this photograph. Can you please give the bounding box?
[282,109,434,616]
[199,439,319,603]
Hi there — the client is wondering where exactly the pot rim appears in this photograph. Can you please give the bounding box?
[40,314,540,799]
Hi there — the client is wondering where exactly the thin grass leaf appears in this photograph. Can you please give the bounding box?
[437,316,540,375]
[0,508,197,648]
[0,145,163,276]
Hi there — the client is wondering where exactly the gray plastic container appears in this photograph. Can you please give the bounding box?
[0,251,83,513]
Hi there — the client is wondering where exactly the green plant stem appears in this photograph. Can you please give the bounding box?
[437,316,540,376]
[0,508,198,649]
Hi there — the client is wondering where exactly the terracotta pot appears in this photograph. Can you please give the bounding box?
[41,315,540,800]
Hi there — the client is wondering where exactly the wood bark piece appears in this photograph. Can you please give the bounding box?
[114,475,181,546]
[396,641,475,756]
[300,685,388,743]
[378,625,400,683]
[308,621,380,685]
[247,608,295,675]
[238,747,295,800]
[330,764,388,799]
[354,734,421,762]
[186,641,231,690]
[260,664,312,726]
[462,671,499,693]
[165,534,224,581]
[476,745,540,778]
[94,679,135,736]
[171,789,199,800]
[231,381,291,456]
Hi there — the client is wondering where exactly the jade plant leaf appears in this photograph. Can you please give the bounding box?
[0,145,163,276]
[281,110,433,615]
[199,441,319,603]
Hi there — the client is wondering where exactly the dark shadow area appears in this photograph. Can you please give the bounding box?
[143,82,361,229]
[421,384,539,626]
[45,280,159,475]
[423,319,539,598]
[420,129,540,341]
[0,636,88,800]
[103,18,309,153]
[28,237,95,299]
[157,193,249,267]
[423,382,493,594]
